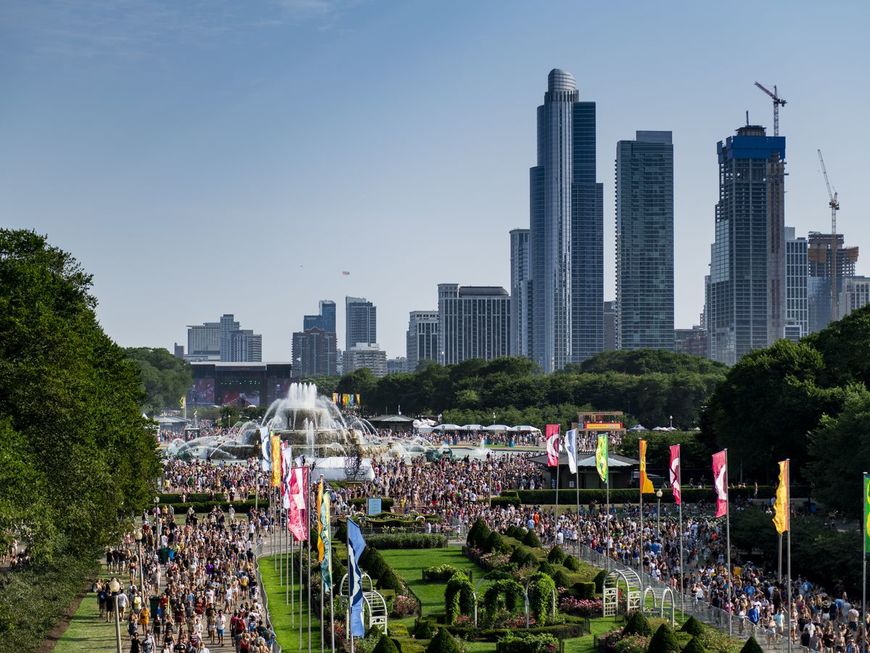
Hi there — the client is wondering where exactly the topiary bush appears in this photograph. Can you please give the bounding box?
[593,569,608,593]
[738,637,764,653]
[467,518,491,548]
[422,564,458,582]
[680,616,704,637]
[444,572,474,624]
[487,531,507,553]
[510,547,536,568]
[647,623,680,653]
[547,545,566,564]
[681,636,707,653]
[552,569,571,590]
[495,632,559,653]
[414,617,436,640]
[378,567,404,592]
[563,555,581,571]
[522,530,542,548]
[372,634,400,653]
[528,572,557,625]
[537,561,556,576]
[571,581,595,599]
[426,628,462,653]
[622,611,652,636]
[483,578,525,617]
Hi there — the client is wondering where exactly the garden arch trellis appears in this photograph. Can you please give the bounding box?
[602,568,641,617]
[642,586,675,626]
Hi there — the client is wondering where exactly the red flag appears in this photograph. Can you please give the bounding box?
[712,450,728,518]
[545,424,560,467]
[288,466,309,541]
[669,444,681,506]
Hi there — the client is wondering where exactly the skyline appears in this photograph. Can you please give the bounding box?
[3,1,869,360]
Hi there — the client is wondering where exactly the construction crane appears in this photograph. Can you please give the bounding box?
[754,82,787,136]
[817,149,841,323]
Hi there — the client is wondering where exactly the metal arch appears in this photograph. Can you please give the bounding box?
[641,586,676,626]
[363,590,388,635]
[339,572,374,596]
[602,568,642,617]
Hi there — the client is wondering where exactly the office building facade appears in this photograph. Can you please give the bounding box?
[785,227,808,340]
[187,314,261,362]
[345,297,377,351]
[509,228,532,357]
[839,277,870,319]
[292,328,337,378]
[615,131,675,351]
[406,310,439,372]
[304,300,336,334]
[807,232,860,332]
[438,284,510,365]
[529,69,603,371]
[343,343,387,378]
[706,125,786,364]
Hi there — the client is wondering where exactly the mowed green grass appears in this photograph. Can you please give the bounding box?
[259,554,322,651]
[53,590,126,653]
[379,547,491,617]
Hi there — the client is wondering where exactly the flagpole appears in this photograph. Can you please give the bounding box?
[299,494,304,652]
[307,468,312,653]
[555,446,561,513]
[605,433,610,572]
[290,534,295,622]
[725,448,732,635]
[786,459,792,653]
[286,512,290,605]
[329,510,335,653]
[320,479,325,653]
[678,487,684,616]
[863,472,867,653]
[280,506,285,587]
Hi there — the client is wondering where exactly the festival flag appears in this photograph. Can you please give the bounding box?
[669,444,681,506]
[565,429,578,475]
[259,426,271,472]
[270,434,282,487]
[316,479,325,562]
[712,449,728,518]
[347,519,367,637]
[864,474,870,557]
[348,394,355,407]
[595,433,608,483]
[639,439,655,494]
[180,395,186,409]
[355,393,361,406]
[773,459,790,534]
[281,443,292,510]
[288,467,309,541]
[545,424,560,467]
[332,393,339,405]
[320,489,333,591]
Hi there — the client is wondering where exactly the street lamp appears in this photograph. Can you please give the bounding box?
[655,488,663,535]
[108,578,122,653]
[134,529,145,598]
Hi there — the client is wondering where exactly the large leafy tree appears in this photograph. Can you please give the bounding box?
[0,230,159,560]
[124,347,192,415]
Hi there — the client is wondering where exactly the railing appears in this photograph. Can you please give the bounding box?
[255,536,282,653]
[571,540,807,653]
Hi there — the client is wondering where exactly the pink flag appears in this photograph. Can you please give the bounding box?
[712,450,728,518]
[281,443,293,510]
[288,467,309,541]
[669,445,681,506]
[545,424,560,467]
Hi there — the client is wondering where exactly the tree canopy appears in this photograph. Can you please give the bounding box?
[124,347,192,415]
[0,230,159,560]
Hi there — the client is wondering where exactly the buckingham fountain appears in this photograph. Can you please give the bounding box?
[166,382,383,481]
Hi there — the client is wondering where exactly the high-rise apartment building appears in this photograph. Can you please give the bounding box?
[603,301,617,352]
[438,284,510,365]
[406,311,439,372]
[807,232,859,333]
[706,125,786,364]
[615,131,675,351]
[785,227,808,341]
[509,229,532,357]
[187,314,261,362]
[304,300,336,334]
[292,328,337,378]
[345,297,377,351]
[343,343,387,378]
[528,69,603,371]
[839,277,870,319]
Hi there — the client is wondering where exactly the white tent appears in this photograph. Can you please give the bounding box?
[484,424,510,432]
[513,425,541,433]
[462,424,484,432]
[432,424,461,432]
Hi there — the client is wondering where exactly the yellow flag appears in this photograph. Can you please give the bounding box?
[595,434,608,483]
[180,395,186,409]
[270,435,281,487]
[639,439,654,494]
[773,459,789,534]
[316,479,325,563]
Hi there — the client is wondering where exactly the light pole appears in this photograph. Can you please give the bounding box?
[134,529,145,598]
[669,415,673,429]
[109,578,122,653]
[656,489,663,535]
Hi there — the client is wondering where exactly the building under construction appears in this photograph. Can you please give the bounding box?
[807,232,859,332]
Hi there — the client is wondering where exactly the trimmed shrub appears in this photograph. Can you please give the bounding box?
[528,572,557,625]
[510,547,536,568]
[522,530,542,548]
[571,581,595,599]
[426,628,462,653]
[467,518,491,548]
[563,555,581,571]
[483,579,525,616]
[547,546,566,564]
[492,495,521,508]
[593,569,608,593]
[422,564,458,582]
[647,623,680,653]
[365,534,446,549]
[373,634,400,653]
[495,632,559,653]
[622,611,652,636]
[680,616,705,637]
[487,531,507,553]
[682,637,707,653]
[414,617,436,640]
[378,567,404,592]
[739,637,764,653]
[537,561,556,576]
[551,569,571,590]
[444,572,474,625]
[505,525,525,540]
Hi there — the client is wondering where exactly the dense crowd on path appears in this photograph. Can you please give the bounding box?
[161,459,266,502]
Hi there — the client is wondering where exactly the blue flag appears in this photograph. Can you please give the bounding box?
[346,519,367,637]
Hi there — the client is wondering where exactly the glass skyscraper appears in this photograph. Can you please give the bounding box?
[615,131,674,351]
[509,228,531,357]
[529,69,603,371]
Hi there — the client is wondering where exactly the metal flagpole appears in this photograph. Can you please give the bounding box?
[778,533,783,582]
[725,448,732,635]
[555,445,561,512]
[307,468,312,653]
[289,534,294,619]
[786,459,792,653]
[863,472,867,653]
[639,477,644,586]
[280,508,285,587]
[299,527,303,652]
[348,606,354,653]
[678,492,685,616]
[330,517,336,653]
[286,513,290,605]
[605,433,610,572]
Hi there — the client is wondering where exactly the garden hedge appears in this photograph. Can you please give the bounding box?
[495,632,559,653]
[365,534,447,549]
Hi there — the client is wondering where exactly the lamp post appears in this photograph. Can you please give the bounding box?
[656,489,663,535]
[134,529,145,598]
[109,578,122,653]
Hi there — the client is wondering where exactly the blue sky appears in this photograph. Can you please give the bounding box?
[2,1,868,360]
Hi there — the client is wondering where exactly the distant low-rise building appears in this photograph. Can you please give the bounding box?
[343,343,387,378]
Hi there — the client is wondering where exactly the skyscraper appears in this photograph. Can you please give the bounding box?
[807,232,859,332]
[345,297,377,351]
[706,125,786,364]
[615,131,675,351]
[785,227,808,341]
[438,284,510,365]
[292,328,337,377]
[406,310,439,372]
[187,314,262,362]
[304,300,336,334]
[509,228,531,357]
[529,69,603,371]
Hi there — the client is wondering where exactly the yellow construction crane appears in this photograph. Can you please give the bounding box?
[817,149,841,322]
[754,82,787,136]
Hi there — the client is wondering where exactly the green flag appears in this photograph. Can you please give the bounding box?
[864,474,870,557]
[596,434,608,484]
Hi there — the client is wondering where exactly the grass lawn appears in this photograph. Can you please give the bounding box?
[259,554,322,651]
[52,590,127,653]
[379,547,491,618]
